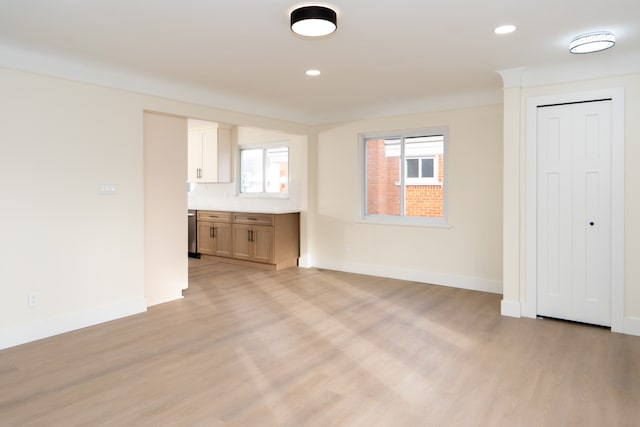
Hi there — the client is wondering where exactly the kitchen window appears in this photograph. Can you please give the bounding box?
[362,128,447,225]
[240,145,289,195]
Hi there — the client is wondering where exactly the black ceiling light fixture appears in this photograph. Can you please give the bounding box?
[290,5,337,37]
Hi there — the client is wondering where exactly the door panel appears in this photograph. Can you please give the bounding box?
[572,102,612,326]
[232,224,252,260]
[214,222,232,258]
[252,226,275,264]
[187,131,201,182]
[537,105,573,317]
[197,221,215,255]
[537,100,611,326]
[200,128,218,182]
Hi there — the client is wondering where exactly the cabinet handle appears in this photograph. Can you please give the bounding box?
[251,230,254,242]
[213,227,216,238]
[210,226,214,238]
[248,217,257,221]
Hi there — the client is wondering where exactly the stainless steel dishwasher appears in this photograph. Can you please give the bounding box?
[188,210,200,258]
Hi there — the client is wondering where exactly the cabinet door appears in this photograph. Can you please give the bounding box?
[200,128,218,182]
[187,131,202,182]
[232,224,252,260]
[197,221,216,255]
[213,222,233,258]
[217,127,232,183]
[252,226,275,264]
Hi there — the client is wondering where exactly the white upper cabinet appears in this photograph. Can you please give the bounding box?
[187,120,232,183]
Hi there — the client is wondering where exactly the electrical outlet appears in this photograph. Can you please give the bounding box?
[28,291,40,307]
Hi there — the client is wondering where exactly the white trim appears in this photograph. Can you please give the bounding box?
[497,67,527,88]
[523,95,538,319]
[0,44,503,126]
[298,255,312,269]
[520,52,640,89]
[316,89,502,125]
[357,215,449,227]
[359,127,449,227]
[0,297,147,350]
[0,43,317,125]
[501,299,522,318]
[312,260,502,294]
[622,317,640,337]
[147,294,184,307]
[238,144,290,196]
[524,88,625,334]
[610,91,626,333]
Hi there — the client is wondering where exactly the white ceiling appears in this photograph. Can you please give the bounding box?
[1,0,639,124]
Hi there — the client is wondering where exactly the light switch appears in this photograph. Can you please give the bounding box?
[99,183,117,195]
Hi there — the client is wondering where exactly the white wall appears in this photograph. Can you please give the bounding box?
[311,104,504,293]
[144,112,188,306]
[500,71,640,335]
[0,67,311,349]
[0,68,146,348]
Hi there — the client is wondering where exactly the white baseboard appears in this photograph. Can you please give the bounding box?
[147,294,183,307]
[312,260,502,294]
[500,299,522,318]
[622,316,640,336]
[0,297,147,350]
[298,255,312,268]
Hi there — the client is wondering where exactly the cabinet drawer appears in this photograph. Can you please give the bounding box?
[197,210,232,222]
[232,212,274,226]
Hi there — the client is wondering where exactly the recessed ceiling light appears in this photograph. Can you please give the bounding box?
[306,69,321,76]
[494,25,516,35]
[569,31,616,54]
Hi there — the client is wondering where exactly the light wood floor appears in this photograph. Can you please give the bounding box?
[1,257,639,426]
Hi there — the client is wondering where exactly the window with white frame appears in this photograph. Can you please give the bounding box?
[363,129,447,224]
[406,156,439,184]
[240,145,289,195]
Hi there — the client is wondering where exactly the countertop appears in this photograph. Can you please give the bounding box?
[189,207,301,214]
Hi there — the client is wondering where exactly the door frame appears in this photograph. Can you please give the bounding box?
[523,88,625,332]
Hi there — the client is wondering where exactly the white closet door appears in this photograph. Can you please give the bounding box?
[537,100,612,326]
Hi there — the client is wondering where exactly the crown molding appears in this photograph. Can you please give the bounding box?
[0,42,507,126]
[497,52,640,89]
[0,42,316,125]
[497,67,527,89]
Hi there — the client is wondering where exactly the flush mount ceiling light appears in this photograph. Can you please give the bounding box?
[290,5,337,37]
[305,69,321,76]
[570,31,616,54]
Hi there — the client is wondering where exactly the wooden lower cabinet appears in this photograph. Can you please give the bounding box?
[197,210,299,270]
[197,211,233,258]
[232,224,274,264]
[197,221,232,257]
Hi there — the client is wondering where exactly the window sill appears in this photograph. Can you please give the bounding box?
[357,215,450,228]
[395,181,443,186]
[238,192,290,200]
